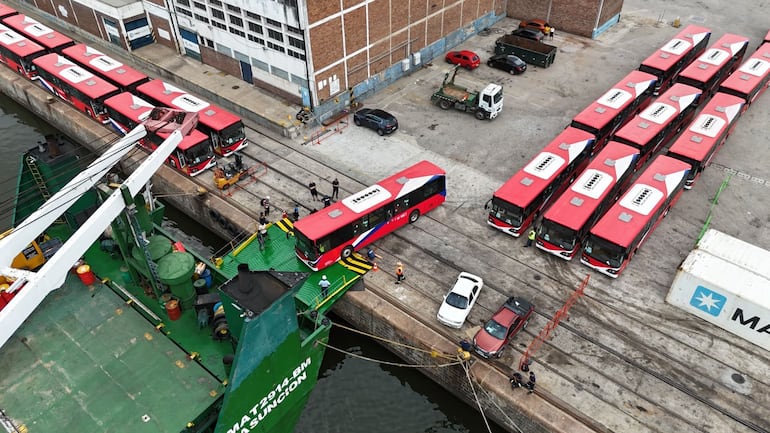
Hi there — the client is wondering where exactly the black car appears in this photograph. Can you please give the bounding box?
[353,108,398,135]
[487,55,527,75]
[510,28,544,42]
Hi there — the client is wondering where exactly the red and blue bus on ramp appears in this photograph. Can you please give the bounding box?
[570,70,657,151]
[103,91,217,177]
[612,83,701,168]
[718,42,770,107]
[486,127,594,237]
[33,53,119,123]
[639,24,711,95]
[2,14,74,53]
[666,92,744,189]
[675,33,750,100]
[580,155,690,278]
[0,23,45,78]
[535,141,640,260]
[62,43,150,92]
[136,80,247,157]
[294,161,446,271]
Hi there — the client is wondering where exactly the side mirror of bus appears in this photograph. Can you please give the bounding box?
[484,199,491,210]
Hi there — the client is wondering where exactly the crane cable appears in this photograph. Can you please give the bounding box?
[459,355,494,433]
[317,340,463,369]
[330,320,458,361]
[475,380,526,433]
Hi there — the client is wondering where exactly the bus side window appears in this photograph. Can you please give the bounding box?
[361,216,369,230]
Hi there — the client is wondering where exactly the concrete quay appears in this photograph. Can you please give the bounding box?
[2,0,770,431]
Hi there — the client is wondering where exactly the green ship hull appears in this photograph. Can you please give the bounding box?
[0,142,371,433]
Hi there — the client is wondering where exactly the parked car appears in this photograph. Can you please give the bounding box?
[510,27,544,42]
[487,54,527,75]
[353,108,398,135]
[445,50,481,70]
[519,19,550,35]
[436,272,484,328]
[473,296,534,358]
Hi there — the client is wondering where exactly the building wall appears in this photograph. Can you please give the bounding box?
[507,0,623,38]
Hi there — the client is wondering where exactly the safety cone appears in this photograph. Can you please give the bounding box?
[372,263,379,272]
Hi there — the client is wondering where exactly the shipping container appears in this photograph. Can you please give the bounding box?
[667,249,770,351]
[696,229,770,280]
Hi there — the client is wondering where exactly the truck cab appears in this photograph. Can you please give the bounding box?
[479,84,504,119]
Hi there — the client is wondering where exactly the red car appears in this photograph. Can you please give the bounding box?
[473,296,534,358]
[519,19,550,35]
[445,50,480,70]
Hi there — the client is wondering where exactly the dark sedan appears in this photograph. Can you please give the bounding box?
[487,55,527,75]
[353,108,398,135]
[511,27,544,42]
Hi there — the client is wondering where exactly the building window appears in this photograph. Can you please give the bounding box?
[225,3,241,13]
[233,50,249,63]
[211,9,224,20]
[286,25,302,35]
[177,0,190,6]
[267,28,283,42]
[248,35,264,45]
[176,7,192,17]
[208,0,222,5]
[290,74,308,88]
[267,41,284,53]
[215,42,231,56]
[251,58,269,72]
[229,27,245,37]
[246,11,261,21]
[211,20,226,30]
[193,1,205,9]
[229,15,243,27]
[271,66,289,80]
[288,37,304,50]
[194,14,209,23]
[265,18,281,27]
[248,22,263,34]
[288,50,305,60]
[205,38,214,48]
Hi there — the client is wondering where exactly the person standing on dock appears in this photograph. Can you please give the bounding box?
[319,275,331,298]
[510,372,524,389]
[332,178,340,200]
[293,204,300,221]
[527,372,537,394]
[395,262,405,284]
[525,229,536,247]
[309,181,319,201]
[261,196,271,216]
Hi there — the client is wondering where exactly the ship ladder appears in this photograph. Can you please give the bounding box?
[25,155,64,224]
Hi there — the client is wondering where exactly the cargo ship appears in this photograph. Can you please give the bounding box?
[0,127,372,433]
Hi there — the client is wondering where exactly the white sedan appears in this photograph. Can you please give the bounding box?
[436,272,484,328]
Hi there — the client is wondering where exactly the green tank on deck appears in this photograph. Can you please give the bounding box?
[157,251,196,309]
[130,235,173,278]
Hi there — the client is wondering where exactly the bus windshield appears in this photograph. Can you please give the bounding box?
[583,235,625,268]
[183,142,214,166]
[294,230,318,261]
[221,121,246,145]
[538,220,577,250]
[490,198,523,227]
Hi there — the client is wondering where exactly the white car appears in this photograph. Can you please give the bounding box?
[436,272,484,328]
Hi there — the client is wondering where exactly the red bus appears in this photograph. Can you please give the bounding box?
[666,92,744,189]
[612,83,701,168]
[0,23,46,78]
[0,3,17,19]
[676,33,750,100]
[136,80,247,156]
[33,53,119,123]
[294,160,446,271]
[2,14,74,52]
[570,70,657,150]
[486,127,594,237]
[764,30,770,46]
[717,42,770,107]
[103,92,217,176]
[580,155,690,278]
[535,141,640,260]
[62,44,150,92]
[639,24,711,95]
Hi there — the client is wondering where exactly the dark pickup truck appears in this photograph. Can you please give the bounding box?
[495,34,557,68]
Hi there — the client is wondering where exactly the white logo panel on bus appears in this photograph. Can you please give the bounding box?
[639,102,676,125]
[696,48,729,66]
[524,152,565,180]
[660,38,692,56]
[619,183,663,216]
[689,114,726,138]
[23,22,54,38]
[570,169,613,200]
[89,55,123,72]
[738,58,770,78]
[597,88,632,110]
[171,93,210,112]
[0,27,25,45]
[342,185,392,214]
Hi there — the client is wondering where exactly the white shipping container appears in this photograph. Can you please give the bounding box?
[667,249,770,352]
[696,229,770,280]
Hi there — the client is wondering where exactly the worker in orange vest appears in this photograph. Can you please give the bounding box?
[395,262,405,284]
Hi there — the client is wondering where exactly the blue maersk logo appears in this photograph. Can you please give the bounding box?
[689,286,726,317]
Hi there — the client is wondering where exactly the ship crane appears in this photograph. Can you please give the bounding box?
[0,125,184,349]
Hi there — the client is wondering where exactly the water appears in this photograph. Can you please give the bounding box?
[0,92,506,433]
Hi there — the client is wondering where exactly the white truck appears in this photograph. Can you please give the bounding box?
[431,66,503,120]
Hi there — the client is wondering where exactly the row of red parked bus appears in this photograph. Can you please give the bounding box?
[0,3,247,177]
[487,24,770,278]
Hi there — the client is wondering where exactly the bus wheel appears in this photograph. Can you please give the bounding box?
[341,246,354,259]
[408,210,420,224]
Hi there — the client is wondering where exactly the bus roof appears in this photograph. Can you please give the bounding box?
[541,141,640,231]
[33,53,118,99]
[293,160,445,240]
[640,24,711,72]
[0,23,45,57]
[677,33,750,87]
[136,80,241,129]
[666,92,744,162]
[2,14,73,51]
[104,91,154,123]
[718,43,770,99]
[613,83,701,147]
[0,3,17,19]
[62,44,149,89]
[493,127,594,208]
[163,129,209,150]
[571,70,657,131]
[589,155,690,248]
